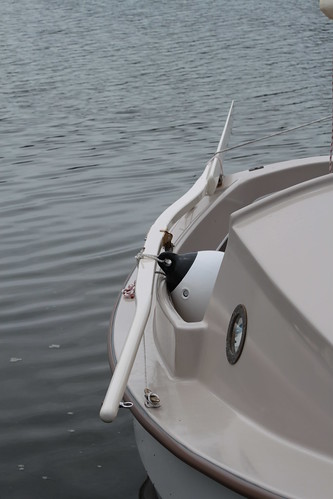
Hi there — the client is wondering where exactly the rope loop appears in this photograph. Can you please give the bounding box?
[135,250,164,264]
[122,281,136,299]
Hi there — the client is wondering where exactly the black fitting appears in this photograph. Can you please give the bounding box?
[158,252,198,293]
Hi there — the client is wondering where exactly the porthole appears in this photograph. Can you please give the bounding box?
[226,304,247,365]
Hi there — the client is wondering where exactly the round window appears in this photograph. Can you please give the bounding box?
[226,304,247,365]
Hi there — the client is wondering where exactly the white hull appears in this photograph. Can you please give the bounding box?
[101,81,333,496]
[134,420,243,499]
[104,154,333,499]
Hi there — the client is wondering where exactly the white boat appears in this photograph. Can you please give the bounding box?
[101,3,333,498]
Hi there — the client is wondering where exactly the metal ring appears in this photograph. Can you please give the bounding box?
[226,304,247,365]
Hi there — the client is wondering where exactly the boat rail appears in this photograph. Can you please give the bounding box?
[100,102,234,422]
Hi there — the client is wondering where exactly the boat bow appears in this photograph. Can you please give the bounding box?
[100,102,234,422]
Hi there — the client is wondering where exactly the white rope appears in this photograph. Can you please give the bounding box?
[134,249,161,408]
[212,115,331,159]
[143,329,148,389]
[135,251,164,264]
[142,319,161,408]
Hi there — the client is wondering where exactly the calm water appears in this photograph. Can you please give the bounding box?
[0,1,331,498]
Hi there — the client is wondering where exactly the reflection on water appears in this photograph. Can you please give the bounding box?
[0,0,331,497]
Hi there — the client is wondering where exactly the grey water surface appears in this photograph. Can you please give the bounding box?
[0,1,331,498]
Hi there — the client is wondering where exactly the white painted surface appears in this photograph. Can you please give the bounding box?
[134,420,244,499]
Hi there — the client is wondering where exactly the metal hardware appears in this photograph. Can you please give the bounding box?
[119,401,133,408]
